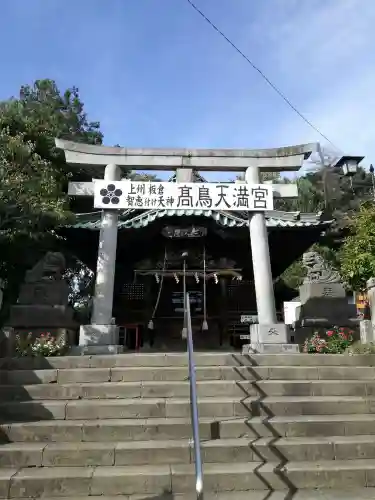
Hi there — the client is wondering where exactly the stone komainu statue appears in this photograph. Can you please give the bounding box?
[302,251,341,284]
[25,252,66,284]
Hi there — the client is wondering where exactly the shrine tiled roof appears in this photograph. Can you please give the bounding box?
[66,209,331,230]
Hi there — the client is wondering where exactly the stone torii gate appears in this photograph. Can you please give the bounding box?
[56,139,319,354]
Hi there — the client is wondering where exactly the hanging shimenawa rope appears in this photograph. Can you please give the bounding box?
[148,247,168,330]
[202,245,208,331]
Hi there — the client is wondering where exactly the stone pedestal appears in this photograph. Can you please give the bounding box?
[297,282,355,320]
[360,320,375,344]
[299,282,346,301]
[242,323,299,354]
[18,281,70,306]
[4,253,78,355]
[242,342,300,354]
[296,283,357,329]
[294,282,358,343]
[7,282,76,331]
[72,324,123,355]
[9,305,75,327]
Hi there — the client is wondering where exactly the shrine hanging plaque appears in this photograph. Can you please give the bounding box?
[162,226,207,239]
[93,181,273,211]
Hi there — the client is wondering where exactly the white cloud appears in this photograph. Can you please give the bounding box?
[166,0,375,171]
[259,0,375,166]
[278,66,375,160]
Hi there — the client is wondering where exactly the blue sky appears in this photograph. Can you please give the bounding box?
[1,0,374,180]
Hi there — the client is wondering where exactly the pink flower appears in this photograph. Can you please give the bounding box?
[327,331,333,337]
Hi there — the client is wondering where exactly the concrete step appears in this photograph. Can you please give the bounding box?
[258,380,375,396]
[3,460,375,496]
[1,463,266,497]
[251,354,375,367]
[0,366,256,384]
[5,491,375,500]
[254,435,375,461]
[0,380,256,400]
[0,417,252,442]
[3,395,374,421]
[3,379,375,401]
[0,353,251,370]
[3,413,375,443]
[2,353,375,371]
[280,458,375,489]
[3,435,375,468]
[5,364,375,385]
[259,396,375,416]
[264,365,375,380]
[0,438,254,467]
[5,493,375,500]
[0,397,255,421]
[252,365,375,381]
[222,414,375,439]
[264,414,375,438]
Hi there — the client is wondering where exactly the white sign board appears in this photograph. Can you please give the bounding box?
[283,301,301,325]
[240,315,258,324]
[93,181,273,211]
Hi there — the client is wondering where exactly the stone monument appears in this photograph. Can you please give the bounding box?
[6,252,77,347]
[294,251,357,330]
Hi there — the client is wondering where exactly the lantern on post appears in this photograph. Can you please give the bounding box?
[334,155,364,177]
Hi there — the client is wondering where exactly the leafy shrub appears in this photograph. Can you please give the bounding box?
[15,332,67,357]
[303,327,354,354]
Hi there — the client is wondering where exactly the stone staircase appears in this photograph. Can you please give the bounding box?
[1,353,375,499]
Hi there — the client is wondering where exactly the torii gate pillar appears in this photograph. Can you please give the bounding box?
[79,163,122,354]
[245,167,297,353]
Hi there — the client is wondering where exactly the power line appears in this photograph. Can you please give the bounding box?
[184,0,340,151]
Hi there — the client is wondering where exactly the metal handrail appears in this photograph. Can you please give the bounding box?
[183,265,204,500]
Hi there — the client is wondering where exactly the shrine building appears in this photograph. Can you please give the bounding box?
[56,140,346,353]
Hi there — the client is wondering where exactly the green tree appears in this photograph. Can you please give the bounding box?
[339,202,375,290]
[275,175,324,212]
[0,79,103,238]
[278,165,374,221]
[235,172,281,182]
[280,259,305,290]
[277,163,374,291]
[0,79,103,317]
[129,172,161,182]
[0,126,69,238]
